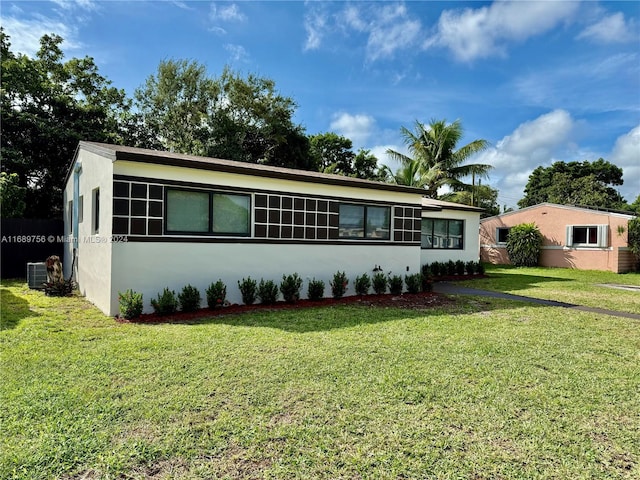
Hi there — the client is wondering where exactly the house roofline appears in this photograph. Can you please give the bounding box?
[480,202,637,223]
[65,141,428,196]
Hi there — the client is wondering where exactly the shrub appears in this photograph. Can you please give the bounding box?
[405,273,422,294]
[421,264,433,291]
[506,222,543,267]
[178,284,201,312]
[307,278,325,301]
[389,274,403,295]
[280,273,303,303]
[118,289,143,319]
[206,280,227,309]
[238,277,257,305]
[151,287,178,315]
[477,262,486,275]
[330,271,349,299]
[354,273,371,296]
[258,279,279,305]
[429,261,442,277]
[628,217,640,270]
[446,260,456,276]
[43,278,76,297]
[372,272,388,295]
[465,261,476,275]
[455,260,466,276]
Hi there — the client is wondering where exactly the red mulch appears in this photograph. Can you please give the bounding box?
[116,275,485,324]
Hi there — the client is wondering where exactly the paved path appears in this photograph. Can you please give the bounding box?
[432,282,640,320]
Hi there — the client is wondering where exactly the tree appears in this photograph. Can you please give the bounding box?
[309,133,354,174]
[1,30,130,218]
[0,172,26,218]
[386,119,491,198]
[441,184,500,218]
[134,62,313,170]
[628,217,640,270]
[518,159,626,210]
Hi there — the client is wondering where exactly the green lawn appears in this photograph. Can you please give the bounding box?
[1,278,639,479]
[470,265,640,314]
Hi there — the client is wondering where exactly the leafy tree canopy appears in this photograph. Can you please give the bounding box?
[309,133,385,180]
[134,61,312,170]
[518,159,627,210]
[0,172,26,218]
[1,30,130,219]
[441,184,500,218]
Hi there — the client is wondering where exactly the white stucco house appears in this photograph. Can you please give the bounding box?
[63,142,482,315]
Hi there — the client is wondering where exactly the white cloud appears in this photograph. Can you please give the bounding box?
[51,0,97,11]
[209,2,246,34]
[610,125,640,202]
[1,16,79,57]
[330,112,376,148]
[578,12,636,44]
[476,110,577,208]
[304,2,422,61]
[425,1,579,62]
[224,43,248,63]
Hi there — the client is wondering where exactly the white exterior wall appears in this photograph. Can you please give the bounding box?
[63,150,114,314]
[103,160,422,316]
[420,209,480,265]
[110,243,419,315]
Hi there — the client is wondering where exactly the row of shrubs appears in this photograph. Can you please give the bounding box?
[423,260,485,277]
[118,260,486,319]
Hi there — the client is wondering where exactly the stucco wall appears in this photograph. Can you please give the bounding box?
[109,242,420,315]
[420,209,480,265]
[63,149,114,313]
[479,204,636,273]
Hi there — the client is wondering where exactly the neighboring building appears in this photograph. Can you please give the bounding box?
[63,142,482,315]
[480,203,638,273]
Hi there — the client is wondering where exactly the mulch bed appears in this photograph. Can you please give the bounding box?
[116,275,485,324]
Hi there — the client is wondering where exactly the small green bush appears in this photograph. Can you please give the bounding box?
[307,278,325,301]
[118,289,143,319]
[372,272,388,294]
[405,273,422,294]
[389,274,403,295]
[258,279,279,305]
[506,223,543,267]
[354,273,371,296]
[280,273,303,303]
[455,260,466,276]
[477,262,486,275]
[151,287,178,315]
[429,261,442,277]
[238,277,257,305]
[178,284,201,312]
[206,280,227,309]
[465,261,476,275]
[421,264,433,291]
[446,260,456,276]
[330,271,349,299]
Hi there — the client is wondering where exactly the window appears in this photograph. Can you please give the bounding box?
[166,188,250,236]
[338,204,390,239]
[92,188,100,234]
[496,227,510,244]
[421,218,464,249]
[566,225,608,247]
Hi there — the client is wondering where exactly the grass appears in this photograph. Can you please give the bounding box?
[468,265,640,314]
[1,277,639,479]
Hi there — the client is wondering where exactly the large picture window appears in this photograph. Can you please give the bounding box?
[166,188,250,236]
[338,203,390,239]
[421,218,464,249]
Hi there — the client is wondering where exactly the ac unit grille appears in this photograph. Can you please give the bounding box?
[27,262,48,289]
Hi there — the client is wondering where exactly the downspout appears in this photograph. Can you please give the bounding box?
[72,160,82,280]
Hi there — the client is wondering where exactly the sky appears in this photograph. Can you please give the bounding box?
[2,0,639,209]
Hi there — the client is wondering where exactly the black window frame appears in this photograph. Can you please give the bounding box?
[164,187,251,237]
[496,227,510,244]
[338,203,391,240]
[421,218,465,250]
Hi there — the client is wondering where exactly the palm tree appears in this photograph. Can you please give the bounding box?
[386,119,492,199]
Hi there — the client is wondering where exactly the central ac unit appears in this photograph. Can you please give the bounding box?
[27,262,48,289]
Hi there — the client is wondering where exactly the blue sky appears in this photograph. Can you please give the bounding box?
[3,0,639,208]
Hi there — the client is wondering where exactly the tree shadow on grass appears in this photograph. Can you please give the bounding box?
[1,285,40,330]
